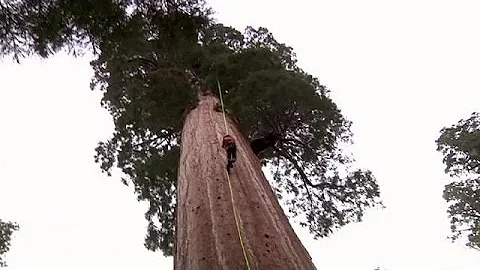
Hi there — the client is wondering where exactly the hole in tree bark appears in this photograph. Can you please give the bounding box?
[217,196,221,199]
[264,234,270,238]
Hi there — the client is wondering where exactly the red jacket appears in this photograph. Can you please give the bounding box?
[222,135,235,148]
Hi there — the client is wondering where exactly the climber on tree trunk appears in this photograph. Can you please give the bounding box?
[222,134,237,174]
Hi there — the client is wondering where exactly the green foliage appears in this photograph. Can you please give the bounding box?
[195,24,383,237]
[0,1,383,256]
[0,219,19,267]
[437,112,480,250]
[90,4,209,256]
[0,0,127,60]
[2,0,209,257]
[0,0,210,61]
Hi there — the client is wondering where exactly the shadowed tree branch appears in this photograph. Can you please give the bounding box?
[272,145,314,204]
[273,145,339,190]
[128,57,159,70]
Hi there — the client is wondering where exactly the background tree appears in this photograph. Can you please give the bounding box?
[437,112,480,250]
[0,0,383,259]
[0,219,19,267]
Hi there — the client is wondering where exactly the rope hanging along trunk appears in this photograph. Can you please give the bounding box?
[216,77,252,270]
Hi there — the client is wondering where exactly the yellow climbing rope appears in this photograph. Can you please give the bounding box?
[216,78,251,270]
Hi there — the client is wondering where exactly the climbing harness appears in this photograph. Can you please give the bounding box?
[216,77,251,270]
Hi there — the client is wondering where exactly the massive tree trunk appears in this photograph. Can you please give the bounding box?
[175,94,316,270]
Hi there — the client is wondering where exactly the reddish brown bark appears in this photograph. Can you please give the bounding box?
[175,94,317,270]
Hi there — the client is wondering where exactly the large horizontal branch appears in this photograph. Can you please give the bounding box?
[280,138,309,149]
[128,57,159,70]
[274,145,338,190]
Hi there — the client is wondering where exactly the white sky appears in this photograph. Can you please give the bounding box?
[1,1,480,269]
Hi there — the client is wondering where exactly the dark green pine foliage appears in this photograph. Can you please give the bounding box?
[0,220,19,267]
[199,25,383,238]
[437,112,480,250]
[0,0,383,256]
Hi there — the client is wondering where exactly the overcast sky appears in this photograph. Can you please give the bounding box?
[1,1,480,269]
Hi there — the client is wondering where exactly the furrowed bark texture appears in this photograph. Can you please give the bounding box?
[174,94,316,270]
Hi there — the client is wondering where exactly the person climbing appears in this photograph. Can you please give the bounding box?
[222,134,237,174]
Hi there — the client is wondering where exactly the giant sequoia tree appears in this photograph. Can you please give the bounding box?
[437,112,480,250]
[1,0,383,268]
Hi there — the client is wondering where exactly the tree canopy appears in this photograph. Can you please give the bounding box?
[0,219,18,267]
[437,112,480,250]
[0,0,383,256]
